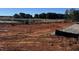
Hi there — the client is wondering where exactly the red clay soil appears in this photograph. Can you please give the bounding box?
[0,22,78,51]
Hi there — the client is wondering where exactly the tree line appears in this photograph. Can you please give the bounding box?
[13,12,65,19]
[13,9,79,22]
[13,13,33,18]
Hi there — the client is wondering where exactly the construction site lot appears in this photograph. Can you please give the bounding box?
[0,21,78,51]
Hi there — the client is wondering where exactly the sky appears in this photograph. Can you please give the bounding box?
[0,8,77,16]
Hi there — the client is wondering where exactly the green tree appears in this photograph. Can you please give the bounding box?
[65,8,79,21]
[34,14,39,18]
[65,9,69,19]
[39,13,46,19]
[13,14,20,18]
[68,8,75,20]
[19,13,26,18]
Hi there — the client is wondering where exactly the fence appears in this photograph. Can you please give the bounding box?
[0,18,65,24]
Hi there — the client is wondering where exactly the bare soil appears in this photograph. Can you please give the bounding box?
[0,22,78,51]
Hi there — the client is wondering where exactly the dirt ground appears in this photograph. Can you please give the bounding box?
[0,22,78,51]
